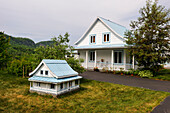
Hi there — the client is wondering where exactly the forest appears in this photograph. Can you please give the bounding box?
[0,32,85,77]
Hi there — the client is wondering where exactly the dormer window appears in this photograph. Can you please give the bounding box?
[103,32,110,43]
[45,71,48,75]
[90,34,96,44]
[40,70,43,75]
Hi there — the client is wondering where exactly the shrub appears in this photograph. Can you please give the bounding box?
[138,70,153,78]
[134,70,140,75]
[66,57,85,73]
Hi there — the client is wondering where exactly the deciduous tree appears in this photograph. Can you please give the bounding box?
[125,0,170,73]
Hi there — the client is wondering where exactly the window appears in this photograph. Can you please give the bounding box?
[75,80,79,86]
[114,51,123,63]
[50,84,55,89]
[45,71,48,75]
[60,83,63,90]
[69,81,72,87]
[90,35,96,44]
[90,51,95,61]
[103,33,110,43]
[64,82,67,89]
[40,70,43,75]
[37,82,41,87]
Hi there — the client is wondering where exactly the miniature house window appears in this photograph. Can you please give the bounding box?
[69,81,72,87]
[75,80,79,86]
[64,82,67,89]
[103,33,110,43]
[37,82,41,87]
[90,51,95,61]
[114,51,123,63]
[40,70,43,75]
[90,35,96,44]
[60,83,63,90]
[50,84,55,89]
[45,71,48,75]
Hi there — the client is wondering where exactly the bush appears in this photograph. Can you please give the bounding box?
[66,57,85,73]
[138,70,153,78]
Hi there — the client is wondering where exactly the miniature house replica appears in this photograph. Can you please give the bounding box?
[28,59,82,96]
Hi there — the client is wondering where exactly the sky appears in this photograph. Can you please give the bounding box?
[0,0,169,45]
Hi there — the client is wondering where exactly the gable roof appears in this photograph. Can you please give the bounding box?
[74,17,128,45]
[29,59,78,78]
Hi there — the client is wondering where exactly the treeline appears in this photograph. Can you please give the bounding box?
[0,32,85,77]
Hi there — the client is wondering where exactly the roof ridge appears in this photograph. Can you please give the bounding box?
[98,16,126,28]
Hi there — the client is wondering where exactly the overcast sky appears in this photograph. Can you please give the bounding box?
[0,0,169,45]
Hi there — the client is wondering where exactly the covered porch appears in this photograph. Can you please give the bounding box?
[78,49,136,71]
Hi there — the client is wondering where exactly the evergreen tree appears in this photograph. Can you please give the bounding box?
[125,0,170,73]
[0,32,11,69]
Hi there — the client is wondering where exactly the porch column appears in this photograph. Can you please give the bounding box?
[132,55,135,69]
[86,50,88,69]
[94,50,97,67]
[111,50,114,70]
[124,49,126,70]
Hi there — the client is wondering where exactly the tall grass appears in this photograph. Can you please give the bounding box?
[0,71,169,113]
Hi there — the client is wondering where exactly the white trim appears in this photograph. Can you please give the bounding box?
[94,50,97,67]
[86,50,88,68]
[124,49,126,70]
[29,61,58,78]
[111,50,114,70]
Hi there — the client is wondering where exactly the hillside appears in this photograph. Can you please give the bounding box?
[36,41,54,47]
[4,33,54,56]
[5,34,54,48]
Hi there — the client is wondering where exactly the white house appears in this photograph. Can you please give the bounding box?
[28,59,82,96]
[75,17,137,71]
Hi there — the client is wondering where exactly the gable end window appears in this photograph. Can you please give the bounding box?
[90,35,96,44]
[89,51,95,62]
[40,70,43,75]
[103,33,110,43]
[45,71,48,75]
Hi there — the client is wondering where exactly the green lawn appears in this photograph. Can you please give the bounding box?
[152,69,170,81]
[0,71,169,113]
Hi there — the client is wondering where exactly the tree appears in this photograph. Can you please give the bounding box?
[34,32,85,73]
[0,32,11,69]
[125,0,170,73]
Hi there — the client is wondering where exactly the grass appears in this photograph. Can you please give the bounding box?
[152,69,170,81]
[0,71,170,113]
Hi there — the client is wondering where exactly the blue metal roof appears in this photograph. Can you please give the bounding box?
[43,59,78,77]
[99,17,127,37]
[43,59,67,64]
[28,76,82,83]
[75,44,126,49]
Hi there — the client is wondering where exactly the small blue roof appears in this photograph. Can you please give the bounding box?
[42,59,78,77]
[28,76,82,83]
[99,17,127,37]
[75,44,126,49]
